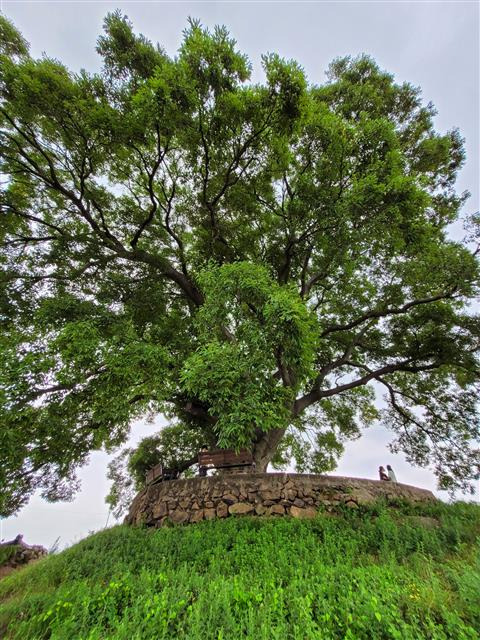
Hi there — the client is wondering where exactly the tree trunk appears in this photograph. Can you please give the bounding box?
[252,427,287,472]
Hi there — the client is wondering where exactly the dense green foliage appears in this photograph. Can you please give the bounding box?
[0,11,479,515]
[0,502,479,639]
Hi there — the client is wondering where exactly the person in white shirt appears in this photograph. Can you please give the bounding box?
[386,465,397,483]
[379,466,389,481]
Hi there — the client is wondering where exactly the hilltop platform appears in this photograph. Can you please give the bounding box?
[125,473,436,527]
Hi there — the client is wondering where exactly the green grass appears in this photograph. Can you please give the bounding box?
[0,546,18,567]
[0,501,479,639]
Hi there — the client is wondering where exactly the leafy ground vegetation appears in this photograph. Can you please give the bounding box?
[0,501,478,639]
[0,545,17,567]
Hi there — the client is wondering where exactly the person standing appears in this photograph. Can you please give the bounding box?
[387,465,397,483]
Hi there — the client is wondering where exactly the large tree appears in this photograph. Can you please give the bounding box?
[1,13,479,516]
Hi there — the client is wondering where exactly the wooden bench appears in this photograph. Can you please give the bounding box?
[145,463,179,486]
[198,449,254,475]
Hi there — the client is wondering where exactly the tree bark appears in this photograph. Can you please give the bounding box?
[252,427,287,472]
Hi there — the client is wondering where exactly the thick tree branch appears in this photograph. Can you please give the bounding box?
[293,360,440,416]
[2,114,204,307]
[183,401,217,424]
[321,291,459,337]
[130,124,166,248]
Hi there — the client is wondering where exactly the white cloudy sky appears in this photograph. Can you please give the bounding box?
[1,0,479,549]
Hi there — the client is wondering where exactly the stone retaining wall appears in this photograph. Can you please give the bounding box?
[0,544,47,579]
[125,473,436,527]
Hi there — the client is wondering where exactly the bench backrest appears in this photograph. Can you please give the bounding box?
[145,462,163,485]
[198,449,253,468]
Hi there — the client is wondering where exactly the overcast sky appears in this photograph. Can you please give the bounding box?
[1,0,479,549]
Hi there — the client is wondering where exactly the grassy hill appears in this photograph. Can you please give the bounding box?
[0,500,478,639]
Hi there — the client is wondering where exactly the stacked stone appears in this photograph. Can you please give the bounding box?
[1,545,48,569]
[125,473,436,528]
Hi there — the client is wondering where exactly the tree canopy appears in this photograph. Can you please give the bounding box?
[0,12,479,516]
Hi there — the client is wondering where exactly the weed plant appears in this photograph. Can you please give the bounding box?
[0,501,478,639]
